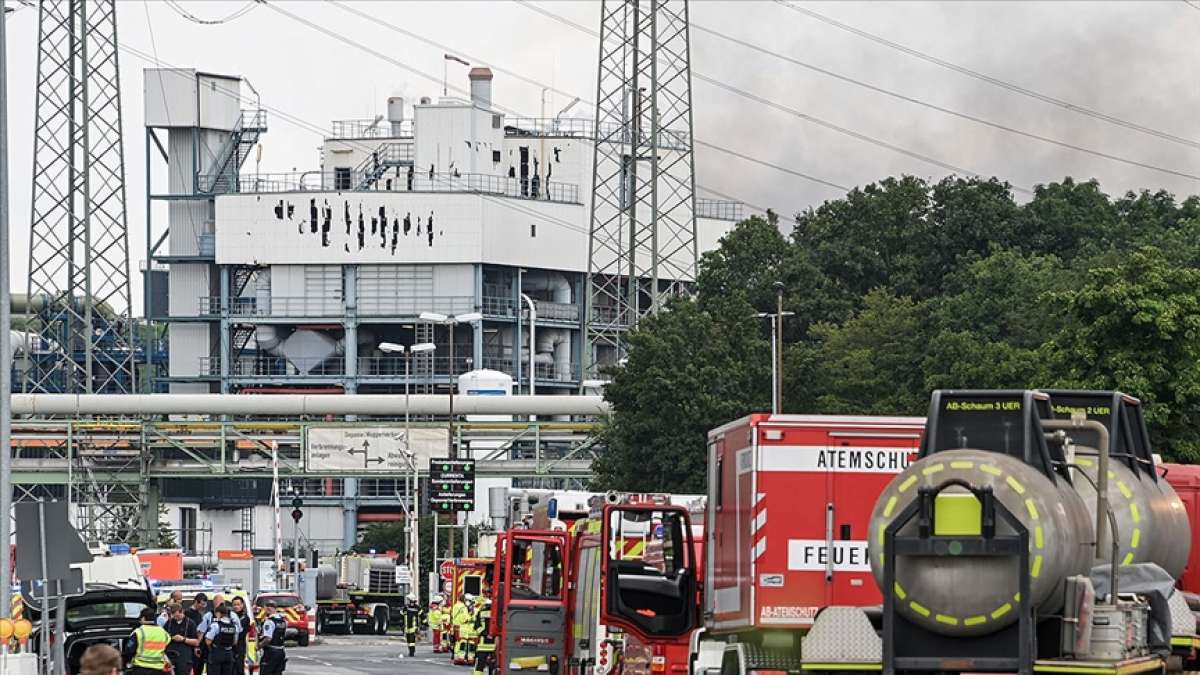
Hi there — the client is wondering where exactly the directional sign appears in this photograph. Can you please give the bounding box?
[305,427,447,473]
[429,458,476,512]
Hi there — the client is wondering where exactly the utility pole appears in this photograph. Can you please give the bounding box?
[757,282,793,415]
[0,0,13,621]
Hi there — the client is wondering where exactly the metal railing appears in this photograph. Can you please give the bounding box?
[357,294,475,317]
[696,198,744,222]
[482,296,517,317]
[481,356,578,382]
[356,355,473,379]
[227,170,581,203]
[503,117,598,139]
[199,296,344,318]
[536,300,581,322]
[201,356,346,377]
[330,118,414,139]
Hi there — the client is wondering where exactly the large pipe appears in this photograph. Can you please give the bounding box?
[11,393,609,416]
[1043,416,1111,555]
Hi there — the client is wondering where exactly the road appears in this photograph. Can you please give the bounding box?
[284,635,465,675]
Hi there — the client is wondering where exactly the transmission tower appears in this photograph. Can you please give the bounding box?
[26,0,135,395]
[585,0,698,376]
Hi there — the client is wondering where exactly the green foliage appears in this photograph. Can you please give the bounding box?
[592,298,771,493]
[599,174,1200,489]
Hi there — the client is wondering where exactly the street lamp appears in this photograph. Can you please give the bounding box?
[418,312,483,458]
[755,283,793,414]
[378,341,436,585]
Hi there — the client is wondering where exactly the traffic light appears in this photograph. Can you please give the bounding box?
[291,508,303,523]
[291,496,302,509]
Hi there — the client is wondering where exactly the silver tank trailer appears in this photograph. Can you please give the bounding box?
[868,449,1095,637]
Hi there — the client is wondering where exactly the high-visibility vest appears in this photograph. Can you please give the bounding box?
[428,607,443,629]
[132,625,171,670]
[451,602,469,626]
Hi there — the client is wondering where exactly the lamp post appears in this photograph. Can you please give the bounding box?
[379,341,436,586]
[419,312,483,459]
[756,283,793,414]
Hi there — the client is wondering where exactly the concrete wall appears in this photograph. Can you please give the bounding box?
[167,503,347,554]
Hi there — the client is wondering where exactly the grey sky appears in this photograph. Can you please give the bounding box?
[3,1,1197,314]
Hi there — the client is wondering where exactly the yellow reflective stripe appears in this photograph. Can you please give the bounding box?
[935,614,959,626]
[949,461,974,470]
[991,603,1012,620]
[1005,476,1026,495]
[800,664,882,671]
[1031,555,1043,578]
[1122,552,1135,566]
[1130,503,1141,523]
[909,601,930,617]
[964,615,987,626]
[893,583,906,600]
[1025,499,1040,520]
[1075,457,1094,467]
[897,476,918,493]
[883,496,898,518]
[921,463,945,476]
[980,464,1003,476]
[1117,481,1132,499]
[1131,528,1141,549]
[1034,526,1044,549]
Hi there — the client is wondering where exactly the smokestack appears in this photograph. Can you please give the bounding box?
[468,67,493,109]
[387,96,405,136]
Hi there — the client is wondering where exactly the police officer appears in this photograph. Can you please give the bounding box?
[204,603,238,675]
[403,594,422,657]
[164,603,200,675]
[258,600,288,675]
[473,599,496,675]
[125,607,173,675]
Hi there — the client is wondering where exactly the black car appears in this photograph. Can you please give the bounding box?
[24,583,157,675]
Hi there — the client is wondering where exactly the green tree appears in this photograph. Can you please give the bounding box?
[593,298,771,493]
[1048,248,1200,462]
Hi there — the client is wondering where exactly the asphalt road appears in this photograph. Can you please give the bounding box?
[285,635,466,675]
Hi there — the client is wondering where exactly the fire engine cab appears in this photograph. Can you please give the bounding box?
[491,493,704,675]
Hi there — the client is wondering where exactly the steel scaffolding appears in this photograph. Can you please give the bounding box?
[585,0,698,376]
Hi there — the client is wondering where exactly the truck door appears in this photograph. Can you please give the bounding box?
[826,430,920,606]
[498,532,570,675]
[599,505,698,640]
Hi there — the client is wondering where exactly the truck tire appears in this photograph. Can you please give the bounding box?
[316,612,325,635]
[297,631,310,647]
[374,607,389,635]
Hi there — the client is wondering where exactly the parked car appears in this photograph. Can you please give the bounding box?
[252,591,311,646]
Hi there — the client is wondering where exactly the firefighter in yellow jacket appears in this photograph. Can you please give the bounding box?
[451,594,473,664]
[473,599,496,675]
[124,607,172,675]
[428,595,445,653]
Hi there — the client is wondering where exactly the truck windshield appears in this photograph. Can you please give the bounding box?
[508,539,563,602]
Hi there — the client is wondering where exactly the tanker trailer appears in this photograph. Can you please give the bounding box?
[798,390,1195,674]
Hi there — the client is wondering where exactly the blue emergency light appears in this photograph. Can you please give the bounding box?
[109,543,131,554]
[548,498,559,519]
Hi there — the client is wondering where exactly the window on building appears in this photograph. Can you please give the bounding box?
[334,167,352,190]
[180,507,197,553]
[530,224,537,238]
[492,150,502,163]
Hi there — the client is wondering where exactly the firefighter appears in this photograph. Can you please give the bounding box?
[441,595,454,654]
[403,594,422,657]
[258,600,288,675]
[125,607,172,675]
[204,604,238,675]
[452,594,472,664]
[427,596,444,653]
[472,599,495,675]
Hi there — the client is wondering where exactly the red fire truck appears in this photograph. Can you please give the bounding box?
[693,413,925,674]
[491,494,705,675]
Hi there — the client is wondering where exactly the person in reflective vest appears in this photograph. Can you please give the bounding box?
[472,599,496,675]
[464,595,486,664]
[125,608,173,675]
[204,603,239,675]
[451,595,472,663]
[403,594,423,657]
[258,600,289,675]
[427,596,444,653]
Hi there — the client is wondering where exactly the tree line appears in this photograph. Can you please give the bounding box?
[593,176,1200,493]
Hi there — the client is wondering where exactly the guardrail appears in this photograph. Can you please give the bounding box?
[201,356,346,378]
[481,356,578,382]
[331,118,414,139]
[696,198,744,222]
[229,170,581,203]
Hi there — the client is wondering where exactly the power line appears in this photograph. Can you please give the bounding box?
[771,0,1200,150]
[513,0,1034,194]
[691,22,1200,180]
[1183,0,1200,12]
[163,0,259,25]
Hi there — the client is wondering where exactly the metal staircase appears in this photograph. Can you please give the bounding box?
[353,142,415,190]
[198,109,268,193]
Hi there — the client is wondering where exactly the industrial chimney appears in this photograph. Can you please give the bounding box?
[468,67,493,109]
[386,96,405,136]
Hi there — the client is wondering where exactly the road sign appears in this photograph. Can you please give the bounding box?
[429,458,476,512]
[440,560,454,579]
[306,427,448,473]
[14,501,92,581]
[20,569,84,603]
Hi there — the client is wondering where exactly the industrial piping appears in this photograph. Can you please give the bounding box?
[10,393,609,417]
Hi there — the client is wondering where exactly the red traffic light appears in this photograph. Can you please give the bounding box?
[291,508,303,522]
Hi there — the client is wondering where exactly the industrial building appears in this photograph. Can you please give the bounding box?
[139,66,740,551]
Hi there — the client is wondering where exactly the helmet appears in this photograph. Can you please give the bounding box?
[483,598,492,608]
[407,593,417,603]
[464,594,474,603]
[433,594,445,604]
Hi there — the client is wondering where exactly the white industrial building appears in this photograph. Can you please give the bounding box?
[143,66,742,552]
